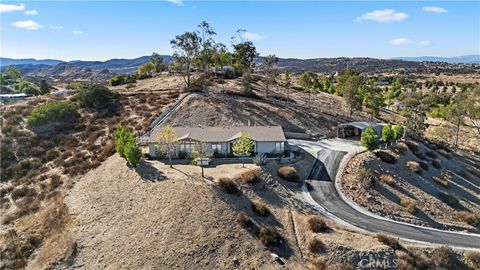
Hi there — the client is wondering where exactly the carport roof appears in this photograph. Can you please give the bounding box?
[338,121,382,130]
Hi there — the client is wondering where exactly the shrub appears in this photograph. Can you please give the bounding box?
[358,169,374,188]
[45,149,60,162]
[465,251,480,268]
[277,166,299,182]
[374,150,397,164]
[379,174,396,186]
[393,124,404,140]
[218,177,240,194]
[240,170,259,184]
[432,176,449,188]
[307,216,329,233]
[27,101,79,128]
[236,212,253,227]
[457,211,480,226]
[406,161,422,174]
[382,124,395,144]
[258,226,281,246]
[405,141,419,153]
[361,125,379,150]
[394,142,408,154]
[418,161,429,171]
[308,238,325,253]
[400,197,416,214]
[76,84,118,108]
[431,159,442,169]
[437,149,451,159]
[438,192,460,208]
[251,200,270,216]
[415,152,426,160]
[375,234,401,250]
[11,186,36,201]
[431,246,457,269]
[310,258,327,270]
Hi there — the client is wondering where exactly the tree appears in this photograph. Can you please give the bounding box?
[298,72,318,107]
[4,67,22,81]
[344,75,364,116]
[76,84,118,108]
[393,124,404,140]
[114,123,130,158]
[197,21,217,79]
[363,86,385,120]
[283,70,291,104]
[361,125,379,150]
[14,81,40,95]
[215,46,232,91]
[39,80,51,95]
[261,54,278,98]
[382,124,395,144]
[444,92,468,149]
[233,36,258,95]
[171,31,201,88]
[190,142,213,177]
[335,68,360,96]
[400,92,428,136]
[232,132,255,168]
[151,52,167,73]
[114,123,141,167]
[124,139,141,167]
[138,61,156,76]
[156,126,178,168]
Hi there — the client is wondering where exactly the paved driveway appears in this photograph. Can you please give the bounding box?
[289,138,480,249]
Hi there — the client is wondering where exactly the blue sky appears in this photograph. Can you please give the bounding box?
[1,1,479,61]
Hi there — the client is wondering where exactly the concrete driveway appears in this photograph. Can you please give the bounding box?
[289,138,480,249]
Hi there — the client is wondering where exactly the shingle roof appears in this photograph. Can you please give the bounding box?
[148,126,286,143]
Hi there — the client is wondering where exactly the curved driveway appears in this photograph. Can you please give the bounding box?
[289,139,480,249]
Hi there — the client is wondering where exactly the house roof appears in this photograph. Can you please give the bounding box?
[338,121,383,131]
[148,126,286,143]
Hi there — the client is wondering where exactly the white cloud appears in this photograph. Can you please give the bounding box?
[357,9,408,23]
[167,0,183,6]
[418,40,431,47]
[389,38,413,46]
[0,3,25,13]
[72,30,84,35]
[24,9,38,15]
[423,6,447,14]
[12,20,43,30]
[242,31,266,41]
[49,25,63,30]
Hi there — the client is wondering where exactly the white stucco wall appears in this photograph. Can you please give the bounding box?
[257,141,284,153]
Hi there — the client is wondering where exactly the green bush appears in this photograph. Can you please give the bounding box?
[76,84,118,108]
[109,74,137,86]
[393,124,404,140]
[382,124,395,143]
[361,125,379,150]
[27,101,79,127]
[114,123,141,167]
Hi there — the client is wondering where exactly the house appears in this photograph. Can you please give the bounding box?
[144,126,287,158]
[337,122,385,140]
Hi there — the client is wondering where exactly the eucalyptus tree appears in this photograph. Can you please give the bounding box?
[197,21,217,77]
[170,31,201,88]
[283,70,291,104]
[232,30,258,96]
[261,54,279,98]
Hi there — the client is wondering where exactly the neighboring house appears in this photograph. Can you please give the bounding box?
[144,126,287,158]
[337,122,385,140]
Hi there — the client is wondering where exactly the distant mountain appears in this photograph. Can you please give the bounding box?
[392,55,480,64]
[0,57,64,67]
[24,63,116,82]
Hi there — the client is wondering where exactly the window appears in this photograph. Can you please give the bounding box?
[275,142,283,152]
[179,142,194,153]
[211,143,222,152]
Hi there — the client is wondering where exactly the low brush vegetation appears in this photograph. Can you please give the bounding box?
[308,238,326,253]
[358,168,374,189]
[251,200,270,216]
[277,166,299,182]
[457,211,480,226]
[235,212,254,228]
[375,234,401,250]
[406,161,422,174]
[379,174,396,186]
[239,170,259,184]
[431,158,442,169]
[394,142,408,154]
[307,216,329,233]
[400,197,417,214]
[218,177,240,194]
[374,150,397,164]
[438,192,460,208]
[26,101,79,130]
[258,226,281,246]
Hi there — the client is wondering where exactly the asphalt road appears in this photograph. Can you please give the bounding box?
[290,139,480,249]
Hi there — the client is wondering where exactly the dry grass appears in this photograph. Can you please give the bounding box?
[235,212,254,228]
[308,238,326,253]
[258,226,280,246]
[251,200,270,217]
[457,211,480,226]
[465,251,480,268]
[239,170,259,184]
[277,166,299,182]
[375,234,401,250]
[400,197,417,214]
[379,174,396,186]
[431,246,458,269]
[218,177,240,194]
[306,216,329,233]
[406,161,422,174]
[310,258,328,270]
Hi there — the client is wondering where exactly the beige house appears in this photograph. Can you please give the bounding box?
[145,126,287,158]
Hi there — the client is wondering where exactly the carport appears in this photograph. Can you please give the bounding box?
[337,122,383,139]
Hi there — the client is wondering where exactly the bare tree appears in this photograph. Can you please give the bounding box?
[170,31,200,88]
